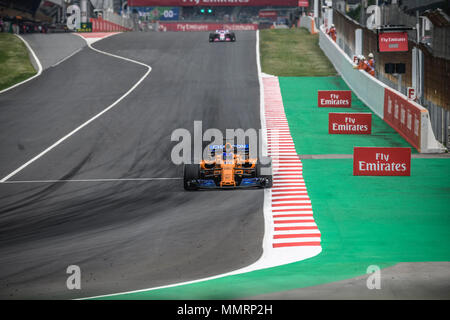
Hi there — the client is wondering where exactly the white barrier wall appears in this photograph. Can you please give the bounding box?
[319,26,385,118]
[299,15,318,34]
[318,25,445,153]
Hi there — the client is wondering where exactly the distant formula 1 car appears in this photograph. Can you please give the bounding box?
[209,29,236,42]
[183,141,272,190]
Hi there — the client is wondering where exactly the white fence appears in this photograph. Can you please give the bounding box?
[102,11,134,30]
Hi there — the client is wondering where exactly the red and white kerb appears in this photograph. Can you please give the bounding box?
[263,77,321,249]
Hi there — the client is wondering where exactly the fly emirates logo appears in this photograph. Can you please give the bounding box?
[353,147,411,176]
[328,113,372,135]
[333,117,368,132]
[318,90,352,108]
[320,93,350,106]
[358,152,407,172]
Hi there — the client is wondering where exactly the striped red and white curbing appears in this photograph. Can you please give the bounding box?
[263,76,321,249]
[76,32,120,39]
[76,32,121,45]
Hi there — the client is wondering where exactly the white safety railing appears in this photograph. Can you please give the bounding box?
[102,11,133,30]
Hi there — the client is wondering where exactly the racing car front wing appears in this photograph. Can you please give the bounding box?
[185,177,271,189]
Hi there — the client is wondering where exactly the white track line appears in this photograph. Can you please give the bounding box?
[0,35,43,94]
[2,178,181,184]
[0,34,152,183]
[51,47,83,68]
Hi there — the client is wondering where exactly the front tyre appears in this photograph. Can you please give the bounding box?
[184,164,200,191]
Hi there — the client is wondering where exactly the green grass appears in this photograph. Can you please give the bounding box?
[260,28,337,77]
[0,33,36,91]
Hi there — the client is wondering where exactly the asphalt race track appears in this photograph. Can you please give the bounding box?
[0,31,264,299]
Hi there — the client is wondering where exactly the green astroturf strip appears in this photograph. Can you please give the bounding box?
[96,158,450,299]
[278,76,416,155]
[302,158,450,264]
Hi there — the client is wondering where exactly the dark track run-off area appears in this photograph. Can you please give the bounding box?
[0,32,264,299]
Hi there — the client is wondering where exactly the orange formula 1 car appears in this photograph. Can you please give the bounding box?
[183,141,272,190]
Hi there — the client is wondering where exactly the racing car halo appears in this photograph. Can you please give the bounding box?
[209,29,236,42]
[183,141,272,190]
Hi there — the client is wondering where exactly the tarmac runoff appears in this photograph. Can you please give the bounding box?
[21,33,86,70]
[246,262,450,300]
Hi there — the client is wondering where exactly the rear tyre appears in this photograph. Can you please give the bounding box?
[184,164,200,191]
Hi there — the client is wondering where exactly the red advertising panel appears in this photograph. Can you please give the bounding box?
[259,10,278,18]
[329,113,372,134]
[298,0,309,7]
[353,147,411,176]
[129,0,299,6]
[378,32,409,52]
[383,87,421,151]
[159,22,258,31]
[318,90,352,108]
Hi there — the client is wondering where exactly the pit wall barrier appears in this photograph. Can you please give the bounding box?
[318,25,445,153]
[298,15,318,34]
[90,17,132,32]
[158,22,258,32]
